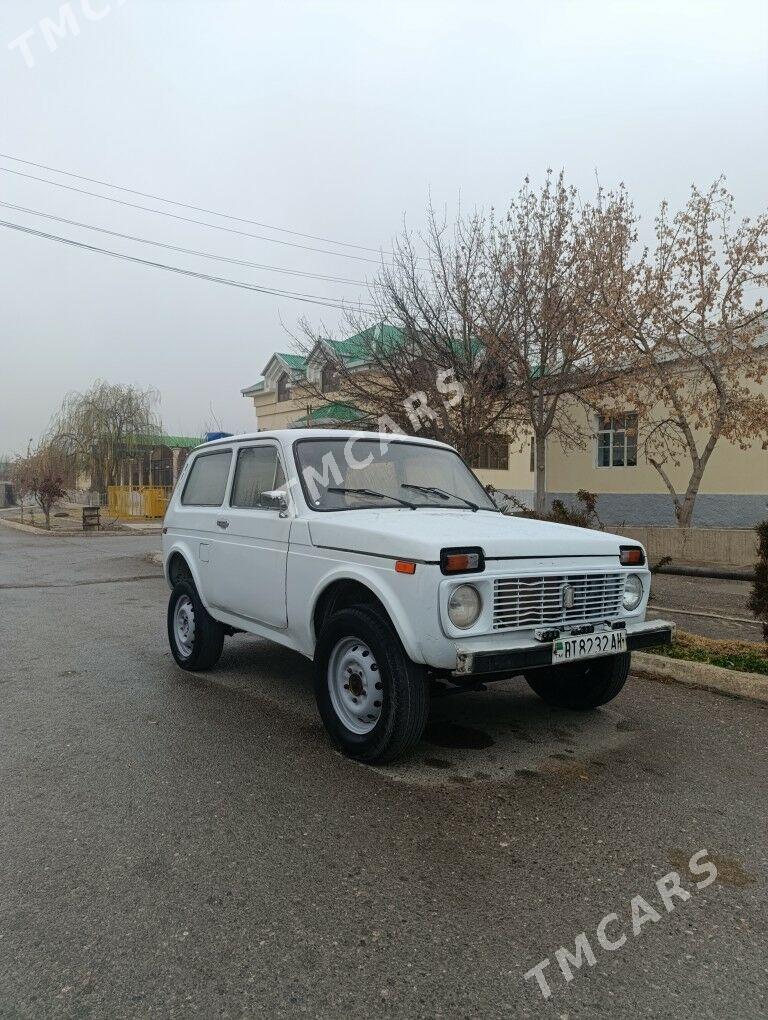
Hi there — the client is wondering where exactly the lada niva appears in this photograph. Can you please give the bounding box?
[162,430,673,762]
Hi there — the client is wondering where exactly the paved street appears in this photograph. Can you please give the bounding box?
[1,528,766,1019]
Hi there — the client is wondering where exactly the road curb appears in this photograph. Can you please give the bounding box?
[0,516,148,538]
[633,651,768,706]
[0,517,60,535]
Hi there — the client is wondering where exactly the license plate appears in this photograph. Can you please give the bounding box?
[552,630,627,663]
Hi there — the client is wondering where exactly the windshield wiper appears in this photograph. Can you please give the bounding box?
[328,487,418,509]
[401,482,480,512]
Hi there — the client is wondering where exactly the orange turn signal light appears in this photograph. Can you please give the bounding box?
[619,545,645,566]
[440,547,484,574]
[395,560,417,574]
[444,553,472,572]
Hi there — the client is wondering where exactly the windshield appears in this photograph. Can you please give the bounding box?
[294,437,498,512]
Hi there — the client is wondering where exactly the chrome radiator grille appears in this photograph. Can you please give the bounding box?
[492,573,626,631]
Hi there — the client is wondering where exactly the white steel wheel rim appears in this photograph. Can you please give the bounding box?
[327,637,383,735]
[173,595,196,658]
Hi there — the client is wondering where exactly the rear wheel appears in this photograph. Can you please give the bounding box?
[526,651,631,709]
[167,580,225,671]
[314,605,429,764]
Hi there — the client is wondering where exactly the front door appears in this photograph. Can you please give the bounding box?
[208,442,290,629]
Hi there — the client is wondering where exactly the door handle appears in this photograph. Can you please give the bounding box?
[216,519,229,529]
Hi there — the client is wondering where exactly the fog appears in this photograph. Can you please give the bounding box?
[1,0,766,453]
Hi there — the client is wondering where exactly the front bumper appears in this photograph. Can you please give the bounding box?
[453,619,675,676]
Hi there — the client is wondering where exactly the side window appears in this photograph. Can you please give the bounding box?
[181,450,232,506]
[231,446,286,509]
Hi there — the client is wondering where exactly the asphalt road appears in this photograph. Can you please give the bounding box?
[1,528,766,1019]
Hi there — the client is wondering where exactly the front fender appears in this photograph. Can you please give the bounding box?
[303,561,431,664]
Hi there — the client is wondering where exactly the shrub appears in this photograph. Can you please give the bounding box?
[489,487,605,530]
[747,521,768,642]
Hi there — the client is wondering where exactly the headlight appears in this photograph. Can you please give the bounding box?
[622,573,644,612]
[447,584,482,629]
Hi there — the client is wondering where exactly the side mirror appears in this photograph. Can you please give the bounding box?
[259,489,288,512]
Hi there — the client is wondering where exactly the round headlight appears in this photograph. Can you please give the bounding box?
[622,573,644,612]
[448,584,482,629]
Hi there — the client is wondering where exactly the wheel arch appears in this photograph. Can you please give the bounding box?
[163,543,207,606]
[310,573,422,663]
[167,550,194,586]
[313,578,386,638]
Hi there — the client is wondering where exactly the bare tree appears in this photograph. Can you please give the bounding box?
[486,171,626,513]
[12,442,68,529]
[47,380,162,492]
[295,205,526,461]
[599,178,768,527]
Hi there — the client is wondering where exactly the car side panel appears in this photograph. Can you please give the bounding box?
[286,544,443,663]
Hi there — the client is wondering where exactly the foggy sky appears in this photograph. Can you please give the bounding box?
[1,0,766,454]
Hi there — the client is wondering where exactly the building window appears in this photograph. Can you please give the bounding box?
[276,373,291,402]
[320,363,340,394]
[529,437,535,472]
[596,413,638,467]
[471,436,509,471]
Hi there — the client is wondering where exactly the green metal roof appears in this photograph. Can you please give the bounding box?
[324,324,404,362]
[323,325,483,365]
[293,402,366,426]
[159,434,203,449]
[276,352,307,372]
[130,434,202,449]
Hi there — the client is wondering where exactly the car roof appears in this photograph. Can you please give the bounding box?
[194,428,455,452]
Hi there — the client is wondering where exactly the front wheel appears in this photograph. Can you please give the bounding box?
[314,605,429,764]
[526,651,631,709]
[167,580,225,671]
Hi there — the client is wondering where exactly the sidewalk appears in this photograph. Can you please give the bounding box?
[653,559,754,581]
[0,505,162,537]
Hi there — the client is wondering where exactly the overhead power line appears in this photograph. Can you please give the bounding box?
[0,152,395,256]
[0,199,379,288]
[0,166,389,266]
[0,217,378,311]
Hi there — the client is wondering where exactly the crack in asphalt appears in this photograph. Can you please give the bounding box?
[0,573,162,590]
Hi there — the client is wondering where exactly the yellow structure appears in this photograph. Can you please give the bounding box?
[107,485,173,519]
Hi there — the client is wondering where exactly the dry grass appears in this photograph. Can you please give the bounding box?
[647,629,768,676]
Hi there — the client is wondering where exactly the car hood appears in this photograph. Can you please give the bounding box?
[306,508,634,563]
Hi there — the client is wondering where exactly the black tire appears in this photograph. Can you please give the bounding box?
[314,605,429,764]
[526,651,631,709]
[167,580,225,672]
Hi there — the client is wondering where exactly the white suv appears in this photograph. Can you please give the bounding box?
[162,429,672,763]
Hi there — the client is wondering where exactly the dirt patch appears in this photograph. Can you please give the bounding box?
[423,721,495,750]
[539,757,592,781]
[669,850,756,888]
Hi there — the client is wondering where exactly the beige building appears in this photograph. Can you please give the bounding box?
[241,326,768,527]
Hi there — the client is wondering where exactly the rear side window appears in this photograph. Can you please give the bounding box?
[181,450,232,506]
[231,445,286,508]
